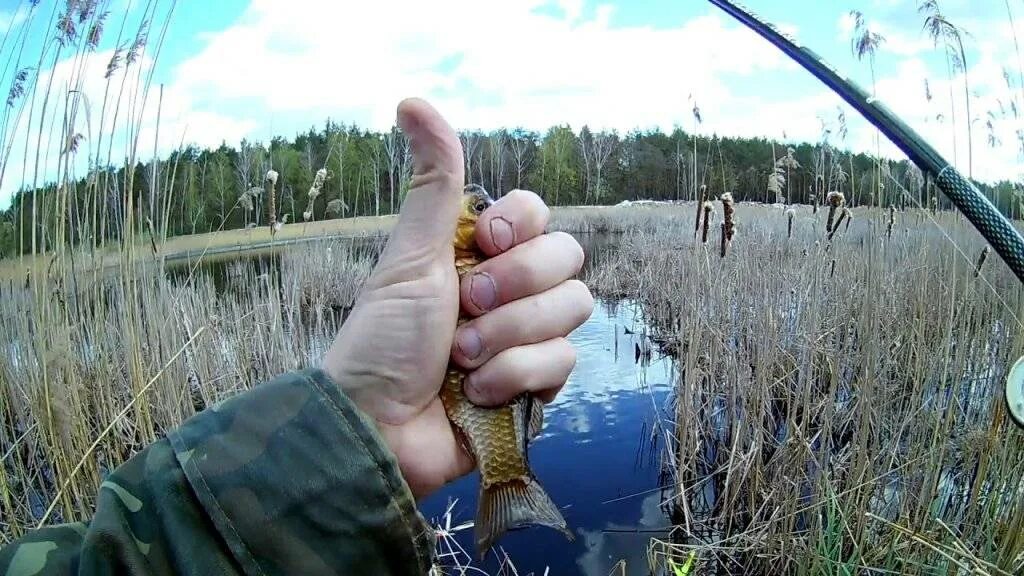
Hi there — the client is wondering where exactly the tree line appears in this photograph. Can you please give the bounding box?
[0,120,1020,257]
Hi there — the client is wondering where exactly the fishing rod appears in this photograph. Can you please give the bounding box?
[707,0,1024,428]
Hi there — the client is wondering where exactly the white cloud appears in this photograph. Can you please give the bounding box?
[3,0,1021,206]
[168,0,791,137]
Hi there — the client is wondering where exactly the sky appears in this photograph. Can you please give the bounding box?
[0,0,1021,208]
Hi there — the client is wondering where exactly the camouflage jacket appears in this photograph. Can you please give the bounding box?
[0,369,436,575]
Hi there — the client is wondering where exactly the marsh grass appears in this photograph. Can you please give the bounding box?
[586,203,1024,575]
[0,237,379,538]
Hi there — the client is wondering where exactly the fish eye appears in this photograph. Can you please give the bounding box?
[474,201,487,213]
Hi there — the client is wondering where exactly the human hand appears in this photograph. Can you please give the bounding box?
[322,99,593,499]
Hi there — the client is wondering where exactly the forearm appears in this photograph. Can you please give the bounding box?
[0,369,435,576]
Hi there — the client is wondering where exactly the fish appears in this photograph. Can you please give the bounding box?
[439,183,573,558]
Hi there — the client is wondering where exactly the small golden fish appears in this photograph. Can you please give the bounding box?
[440,184,573,558]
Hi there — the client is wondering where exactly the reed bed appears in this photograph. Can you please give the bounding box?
[586,203,1024,575]
[0,237,380,540]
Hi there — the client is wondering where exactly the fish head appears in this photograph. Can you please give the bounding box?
[454,184,494,251]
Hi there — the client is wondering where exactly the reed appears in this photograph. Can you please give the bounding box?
[586,203,1024,575]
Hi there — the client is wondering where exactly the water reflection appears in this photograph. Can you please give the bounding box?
[420,299,678,576]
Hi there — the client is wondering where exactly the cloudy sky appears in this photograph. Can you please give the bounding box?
[0,0,1021,207]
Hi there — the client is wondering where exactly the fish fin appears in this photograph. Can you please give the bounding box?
[528,395,544,441]
[476,477,573,559]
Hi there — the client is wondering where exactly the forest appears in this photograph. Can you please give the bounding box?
[0,119,1020,257]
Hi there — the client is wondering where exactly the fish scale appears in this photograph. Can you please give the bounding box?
[439,184,573,558]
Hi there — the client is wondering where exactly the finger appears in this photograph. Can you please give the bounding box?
[452,280,593,369]
[461,231,584,316]
[464,338,576,407]
[377,98,464,277]
[474,189,550,256]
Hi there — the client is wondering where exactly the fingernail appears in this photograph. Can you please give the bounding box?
[466,374,488,405]
[469,272,497,312]
[456,328,483,360]
[489,216,515,252]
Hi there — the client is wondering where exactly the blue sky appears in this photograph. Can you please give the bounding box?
[0,0,1020,207]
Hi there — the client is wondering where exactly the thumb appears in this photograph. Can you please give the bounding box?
[382,98,464,263]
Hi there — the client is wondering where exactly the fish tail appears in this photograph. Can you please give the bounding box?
[476,477,573,559]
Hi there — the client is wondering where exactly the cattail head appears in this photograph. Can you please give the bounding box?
[719,193,735,257]
[974,245,990,278]
[825,192,844,234]
[701,201,714,244]
[785,207,795,239]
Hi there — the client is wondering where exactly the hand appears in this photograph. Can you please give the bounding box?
[322,99,593,499]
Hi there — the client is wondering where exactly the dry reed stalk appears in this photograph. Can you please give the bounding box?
[843,207,853,231]
[825,191,845,233]
[265,170,279,234]
[694,184,707,239]
[974,245,990,278]
[719,193,735,257]
[702,201,713,244]
[304,168,329,222]
[887,205,896,239]
[827,209,848,241]
[786,208,795,239]
[930,196,938,214]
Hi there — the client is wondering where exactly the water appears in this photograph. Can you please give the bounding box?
[420,298,677,575]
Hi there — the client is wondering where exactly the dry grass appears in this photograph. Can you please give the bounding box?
[586,203,1024,575]
[0,236,380,539]
[3,200,1023,576]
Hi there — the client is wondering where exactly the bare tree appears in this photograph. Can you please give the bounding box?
[461,131,482,185]
[382,127,403,214]
[488,130,507,196]
[235,140,267,225]
[509,130,533,190]
[590,131,616,202]
[369,138,383,216]
[578,127,593,202]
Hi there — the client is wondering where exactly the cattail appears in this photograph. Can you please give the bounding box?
[974,245,990,278]
[303,168,329,223]
[929,196,937,214]
[829,258,836,278]
[694,184,707,239]
[719,193,735,257]
[886,205,896,239]
[825,191,845,233]
[828,208,848,241]
[843,207,853,231]
[785,208,795,238]
[701,201,714,244]
[265,169,279,234]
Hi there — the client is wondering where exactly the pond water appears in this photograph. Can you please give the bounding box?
[420,298,677,575]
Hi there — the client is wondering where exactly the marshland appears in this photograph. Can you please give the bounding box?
[2,1,1024,575]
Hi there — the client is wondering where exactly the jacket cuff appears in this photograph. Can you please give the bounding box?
[168,368,435,575]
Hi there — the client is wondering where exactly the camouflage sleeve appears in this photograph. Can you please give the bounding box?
[0,368,436,575]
